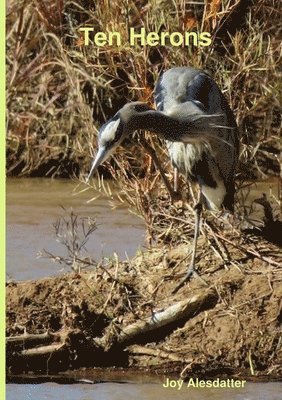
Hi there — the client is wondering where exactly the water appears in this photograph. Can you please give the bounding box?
[6,381,282,400]
[7,177,280,281]
[6,178,145,281]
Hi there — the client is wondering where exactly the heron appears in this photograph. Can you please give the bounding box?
[87,67,239,292]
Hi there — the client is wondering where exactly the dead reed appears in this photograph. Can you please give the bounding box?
[6,0,281,248]
[6,0,280,176]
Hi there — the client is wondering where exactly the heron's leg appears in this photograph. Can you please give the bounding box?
[172,192,207,294]
[188,200,202,273]
[173,167,178,193]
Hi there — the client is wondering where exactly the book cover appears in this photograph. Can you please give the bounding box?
[6,1,281,399]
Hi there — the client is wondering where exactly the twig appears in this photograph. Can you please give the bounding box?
[6,332,56,346]
[21,343,65,357]
[127,344,192,363]
[214,233,280,267]
[117,288,218,344]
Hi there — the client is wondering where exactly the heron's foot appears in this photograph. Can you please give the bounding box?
[172,264,208,294]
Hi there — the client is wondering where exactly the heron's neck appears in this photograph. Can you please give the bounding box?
[127,109,218,143]
[129,110,186,140]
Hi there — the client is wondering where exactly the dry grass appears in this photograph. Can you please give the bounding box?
[6,0,281,174]
[6,0,281,239]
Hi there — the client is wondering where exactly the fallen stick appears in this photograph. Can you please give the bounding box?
[6,332,56,346]
[128,344,192,363]
[117,288,217,344]
[215,232,281,267]
[20,343,65,357]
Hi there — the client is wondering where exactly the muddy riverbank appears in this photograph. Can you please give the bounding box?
[6,220,282,380]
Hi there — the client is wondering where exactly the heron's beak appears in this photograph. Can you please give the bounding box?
[86,146,107,182]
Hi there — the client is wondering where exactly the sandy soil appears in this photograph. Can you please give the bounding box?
[6,226,282,380]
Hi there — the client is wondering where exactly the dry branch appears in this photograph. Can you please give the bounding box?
[127,344,192,364]
[20,343,65,357]
[215,233,281,267]
[6,332,56,346]
[117,288,218,344]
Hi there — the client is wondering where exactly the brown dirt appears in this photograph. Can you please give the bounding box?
[6,229,282,380]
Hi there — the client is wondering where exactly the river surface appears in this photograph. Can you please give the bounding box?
[6,381,282,400]
[7,178,145,281]
[6,178,281,399]
[7,177,280,281]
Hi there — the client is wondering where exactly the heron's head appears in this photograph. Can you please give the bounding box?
[87,102,152,181]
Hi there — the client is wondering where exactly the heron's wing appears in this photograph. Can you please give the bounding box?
[155,67,239,151]
[154,67,236,119]
[155,68,206,111]
[154,67,239,202]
